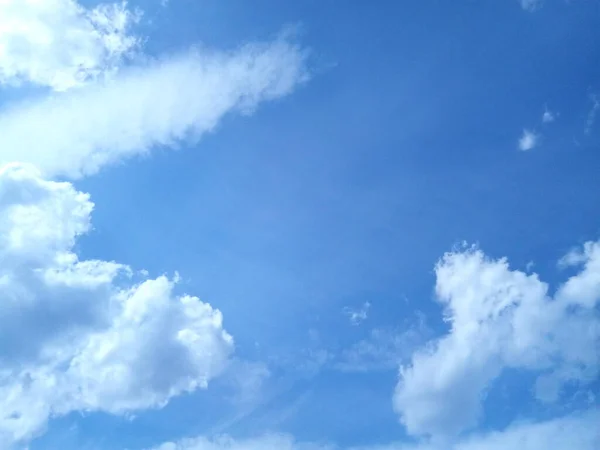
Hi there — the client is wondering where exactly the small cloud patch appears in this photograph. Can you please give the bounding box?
[343,301,371,325]
[518,129,539,151]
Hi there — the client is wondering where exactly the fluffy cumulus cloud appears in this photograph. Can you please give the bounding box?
[0,164,234,446]
[151,409,600,450]
[0,0,140,91]
[393,243,600,439]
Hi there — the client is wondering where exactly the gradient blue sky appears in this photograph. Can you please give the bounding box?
[0,1,598,449]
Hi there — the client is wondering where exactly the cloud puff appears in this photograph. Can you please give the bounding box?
[0,0,140,91]
[0,164,233,446]
[542,108,556,123]
[520,0,543,12]
[151,409,600,450]
[518,129,539,151]
[0,32,309,179]
[393,243,600,438]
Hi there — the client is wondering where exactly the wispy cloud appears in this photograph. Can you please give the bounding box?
[518,129,539,151]
[222,360,272,406]
[542,107,557,123]
[335,317,430,373]
[520,0,543,12]
[584,94,599,135]
[343,301,371,325]
[0,33,309,179]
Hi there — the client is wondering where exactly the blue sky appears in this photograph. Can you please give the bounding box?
[0,0,598,449]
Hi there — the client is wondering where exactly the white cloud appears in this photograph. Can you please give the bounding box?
[520,0,543,11]
[0,32,309,179]
[343,302,371,325]
[542,107,556,123]
[393,243,600,438]
[0,0,141,91]
[150,410,600,450]
[518,129,539,151]
[0,163,233,446]
[556,240,600,309]
[454,410,600,450]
